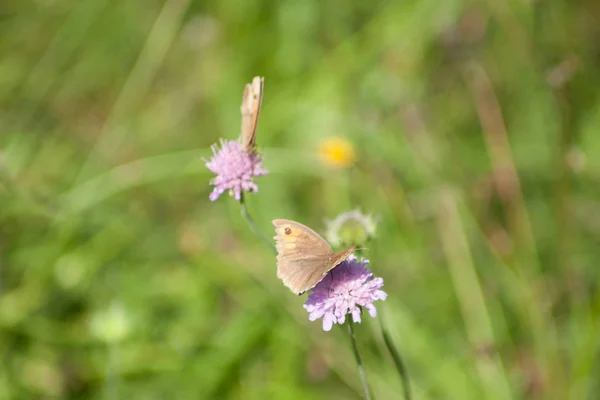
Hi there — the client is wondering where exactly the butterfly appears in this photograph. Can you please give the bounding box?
[273,219,356,295]
[240,76,264,153]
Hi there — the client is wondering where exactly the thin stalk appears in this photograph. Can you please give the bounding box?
[378,315,411,400]
[239,193,276,255]
[103,342,118,400]
[347,322,372,400]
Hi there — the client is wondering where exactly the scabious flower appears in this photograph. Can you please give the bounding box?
[325,209,378,247]
[303,255,387,331]
[205,139,268,201]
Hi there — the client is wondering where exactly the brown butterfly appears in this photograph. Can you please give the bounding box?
[273,219,356,295]
[240,76,264,153]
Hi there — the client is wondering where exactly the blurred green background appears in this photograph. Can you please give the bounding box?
[1,0,600,398]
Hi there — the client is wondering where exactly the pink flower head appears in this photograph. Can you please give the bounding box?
[303,255,387,331]
[205,139,268,201]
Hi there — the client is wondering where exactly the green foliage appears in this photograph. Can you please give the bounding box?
[1,0,599,398]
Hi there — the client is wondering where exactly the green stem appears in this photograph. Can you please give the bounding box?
[239,193,276,255]
[378,315,411,400]
[103,342,119,400]
[347,322,372,400]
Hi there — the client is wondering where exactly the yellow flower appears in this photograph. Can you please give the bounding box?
[318,137,357,169]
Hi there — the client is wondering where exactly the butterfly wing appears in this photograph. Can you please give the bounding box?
[273,219,332,257]
[276,255,335,295]
[272,219,355,295]
[240,76,264,153]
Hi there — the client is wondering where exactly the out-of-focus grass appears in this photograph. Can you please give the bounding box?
[1,0,600,398]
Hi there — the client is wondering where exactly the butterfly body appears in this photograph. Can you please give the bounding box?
[273,219,355,295]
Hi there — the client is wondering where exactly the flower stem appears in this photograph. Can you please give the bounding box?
[103,342,119,400]
[239,193,276,255]
[378,316,411,400]
[347,322,372,400]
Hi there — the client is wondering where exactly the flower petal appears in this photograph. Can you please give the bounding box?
[322,313,334,331]
[351,307,361,323]
[365,304,377,318]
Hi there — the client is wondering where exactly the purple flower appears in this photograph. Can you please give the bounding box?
[303,255,387,331]
[205,139,268,201]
